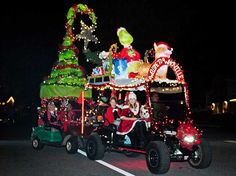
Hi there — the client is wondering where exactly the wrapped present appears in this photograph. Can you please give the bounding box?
[112,58,128,79]
[92,67,105,76]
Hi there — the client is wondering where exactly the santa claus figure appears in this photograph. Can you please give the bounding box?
[154,42,173,80]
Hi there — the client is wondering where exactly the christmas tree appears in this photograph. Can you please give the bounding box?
[40,4,98,99]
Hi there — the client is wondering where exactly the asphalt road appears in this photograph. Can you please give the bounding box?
[0,124,236,176]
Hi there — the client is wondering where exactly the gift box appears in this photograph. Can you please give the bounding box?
[92,67,105,76]
[112,58,128,79]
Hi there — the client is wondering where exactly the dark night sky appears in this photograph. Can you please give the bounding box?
[0,0,234,107]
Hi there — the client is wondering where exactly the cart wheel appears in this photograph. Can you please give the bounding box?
[86,133,105,160]
[65,137,78,154]
[146,141,170,174]
[124,151,140,158]
[188,138,212,169]
[32,137,44,150]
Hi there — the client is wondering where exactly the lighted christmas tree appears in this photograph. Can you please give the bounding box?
[40,4,98,99]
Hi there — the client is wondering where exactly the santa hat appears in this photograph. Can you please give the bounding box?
[128,92,137,100]
[154,42,172,50]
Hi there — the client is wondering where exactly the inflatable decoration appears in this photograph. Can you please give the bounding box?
[112,27,141,79]
[154,42,173,80]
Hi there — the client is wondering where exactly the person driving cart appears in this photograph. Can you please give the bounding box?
[151,92,170,119]
[117,92,147,146]
[104,96,121,126]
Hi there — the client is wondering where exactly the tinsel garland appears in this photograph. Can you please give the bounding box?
[50,68,84,78]
[43,77,87,86]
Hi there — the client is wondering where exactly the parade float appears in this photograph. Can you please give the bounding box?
[31,3,98,153]
[85,28,212,174]
[31,2,212,174]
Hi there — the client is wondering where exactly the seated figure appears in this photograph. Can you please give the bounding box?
[117,92,147,146]
[104,96,121,127]
[151,92,169,119]
[61,103,75,132]
[96,96,109,122]
[42,101,60,130]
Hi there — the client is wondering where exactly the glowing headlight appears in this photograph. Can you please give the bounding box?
[183,135,195,143]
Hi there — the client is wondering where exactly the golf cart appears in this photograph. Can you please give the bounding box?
[31,3,98,153]
[85,56,212,174]
[31,124,79,154]
[31,99,93,153]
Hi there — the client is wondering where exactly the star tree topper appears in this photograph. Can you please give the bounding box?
[76,20,99,51]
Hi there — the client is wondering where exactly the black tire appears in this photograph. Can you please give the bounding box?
[86,133,105,160]
[65,137,78,154]
[146,141,170,174]
[32,137,44,150]
[124,151,140,158]
[188,138,212,169]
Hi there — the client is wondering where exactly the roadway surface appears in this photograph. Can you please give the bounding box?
[1,121,236,176]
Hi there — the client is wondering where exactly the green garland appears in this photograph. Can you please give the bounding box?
[64,4,97,47]
[50,68,84,78]
[42,77,87,86]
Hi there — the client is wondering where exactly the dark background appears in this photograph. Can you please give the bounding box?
[0,0,234,108]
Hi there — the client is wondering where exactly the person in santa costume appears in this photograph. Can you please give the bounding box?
[104,96,121,126]
[117,92,147,146]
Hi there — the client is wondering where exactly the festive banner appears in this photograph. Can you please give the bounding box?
[148,57,185,83]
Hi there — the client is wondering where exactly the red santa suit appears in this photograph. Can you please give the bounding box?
[104,106,121,126]
[117,102,144,135]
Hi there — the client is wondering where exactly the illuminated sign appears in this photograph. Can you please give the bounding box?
[148,57,185,83]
